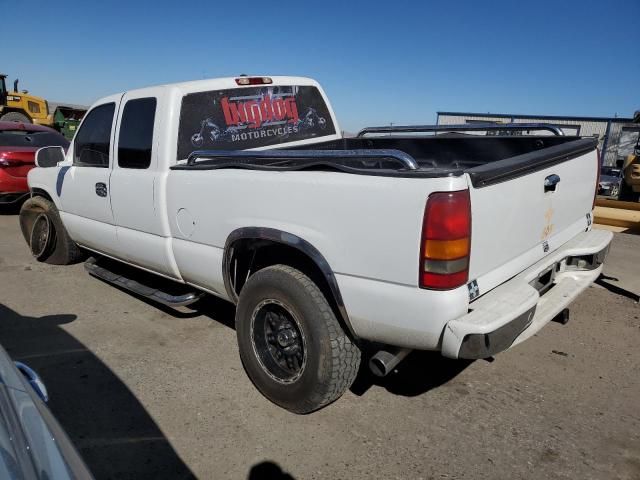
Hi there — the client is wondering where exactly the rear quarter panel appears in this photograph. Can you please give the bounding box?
[166,170,470,347]
[166,169,466,285]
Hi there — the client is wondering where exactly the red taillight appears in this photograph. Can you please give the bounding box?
[593,148,601,210]
[0,152,30,168]
[420,190,471,290]
[235,76,273,86]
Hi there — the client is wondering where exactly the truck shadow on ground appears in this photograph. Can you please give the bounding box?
[0,303,196,480]
[88,258,474,401]
[0,204,22,215]
[88,256,237,328]
[596,273,640,302]
[350,351,474,397]
[129,294,474,400]
[118,285,475,400]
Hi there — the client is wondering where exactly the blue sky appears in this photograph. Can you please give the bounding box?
[3,0,638,132]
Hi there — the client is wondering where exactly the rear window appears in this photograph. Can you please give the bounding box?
[177,85,336,159]
[0,130,69,148]
[118,97,157,169]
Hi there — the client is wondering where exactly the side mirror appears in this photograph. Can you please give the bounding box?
[35,146,65,168]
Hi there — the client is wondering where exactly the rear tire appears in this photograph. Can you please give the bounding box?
[0,111,31,123]
[19,196,84,265]
[236,265,361,414]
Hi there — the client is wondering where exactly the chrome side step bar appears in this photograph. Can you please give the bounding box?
[84,257,204,307]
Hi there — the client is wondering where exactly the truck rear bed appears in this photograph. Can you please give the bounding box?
[175,133,596,179]
[293,134,596,180]
[173,126,599,303]
[295,133,600,298]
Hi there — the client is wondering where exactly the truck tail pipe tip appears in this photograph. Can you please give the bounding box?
[369,348,412,377]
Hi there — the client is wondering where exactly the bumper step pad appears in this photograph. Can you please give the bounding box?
[442,229,613,359]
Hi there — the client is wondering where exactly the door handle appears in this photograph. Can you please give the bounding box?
[544,174,560,192]
[95,182,108,197]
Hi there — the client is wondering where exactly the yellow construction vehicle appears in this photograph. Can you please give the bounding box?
[0,74,53,126]
[620,130,640,201]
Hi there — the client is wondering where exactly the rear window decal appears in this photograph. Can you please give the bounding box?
[177,85,335,158]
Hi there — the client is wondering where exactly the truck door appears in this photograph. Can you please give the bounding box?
[57,96,120,256]
[109,88,178,278]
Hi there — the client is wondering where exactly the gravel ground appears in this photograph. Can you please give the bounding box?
[0,211,638,480]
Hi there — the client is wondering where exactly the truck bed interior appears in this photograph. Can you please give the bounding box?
[291,135,582,170]
[173,134,597,187]
[291,135,598,186]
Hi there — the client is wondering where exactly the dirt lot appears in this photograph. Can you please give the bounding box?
[0,211,638,480]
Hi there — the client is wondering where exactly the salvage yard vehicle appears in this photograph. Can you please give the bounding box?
[0,121,69,205]
[0,74,53,125]
[620,133,640,201]
[19,76,612,413]
[598,165,623,198]
[0,343,93,478]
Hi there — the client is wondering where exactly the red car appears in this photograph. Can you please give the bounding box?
[0,122,69,205]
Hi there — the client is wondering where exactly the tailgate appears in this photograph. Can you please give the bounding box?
[466,138,598,295]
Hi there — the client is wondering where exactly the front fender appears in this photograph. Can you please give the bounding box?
[27,166,67,209]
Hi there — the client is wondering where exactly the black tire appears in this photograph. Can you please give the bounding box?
[0,111,31,123]
[236,265,361,414]
[19,196,84,265]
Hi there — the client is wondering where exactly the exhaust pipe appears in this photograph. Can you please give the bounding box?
[369,348,412,377]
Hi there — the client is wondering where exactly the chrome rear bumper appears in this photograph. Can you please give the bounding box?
[441,229,613,359]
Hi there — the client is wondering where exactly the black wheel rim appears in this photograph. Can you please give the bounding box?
[250,299,306,384]
[30,213,54,260]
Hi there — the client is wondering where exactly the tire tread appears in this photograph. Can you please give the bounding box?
[275,265,361,409]
[237,264,361,413]
[20,196,84,265]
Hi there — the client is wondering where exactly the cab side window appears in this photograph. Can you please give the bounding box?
[118,97,157,169]
[74,103,115,167]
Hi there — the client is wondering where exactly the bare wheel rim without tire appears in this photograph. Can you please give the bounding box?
[30,213,54,260]
[250,299,307,384]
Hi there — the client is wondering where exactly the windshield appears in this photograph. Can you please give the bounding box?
[0,130,69,148]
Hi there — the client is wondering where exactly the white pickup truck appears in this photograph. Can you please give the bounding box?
[20,76,612,413]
